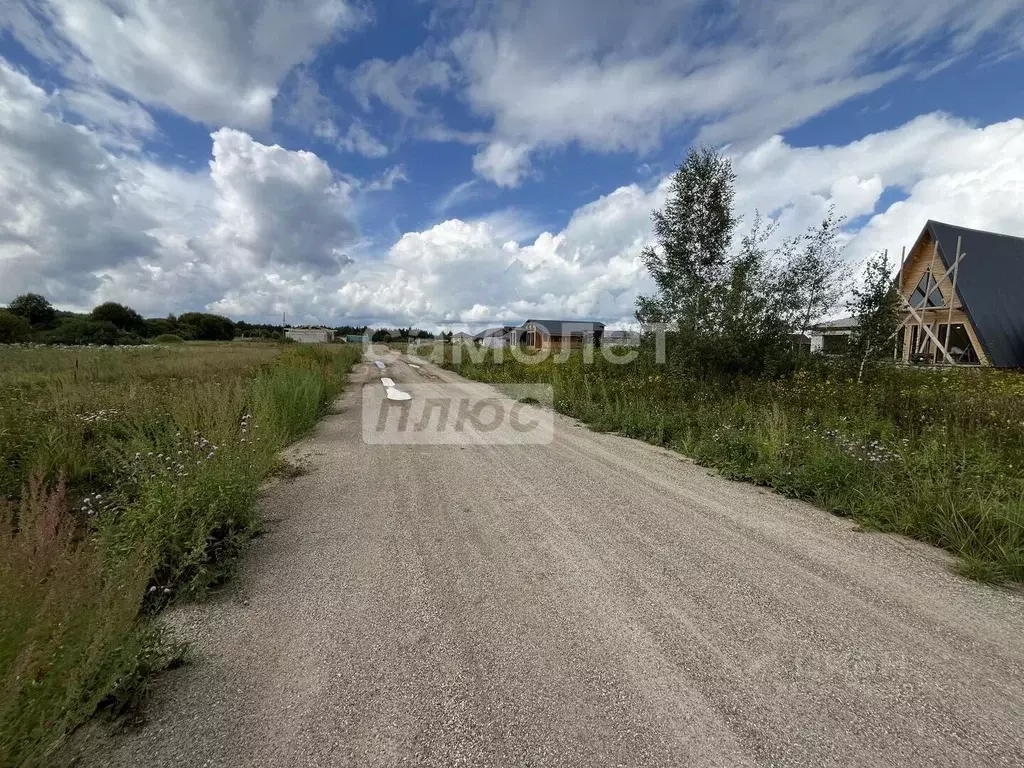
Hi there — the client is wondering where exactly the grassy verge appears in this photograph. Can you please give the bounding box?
[0,342,361,767]
[423,344,1024,583]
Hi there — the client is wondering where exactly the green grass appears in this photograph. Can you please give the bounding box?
[424,344,1024,584]
[0,342,361,767]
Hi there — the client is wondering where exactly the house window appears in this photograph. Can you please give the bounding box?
[910,323,980,364]
[946,324,980,364]
[910,272,944,308]
[821,334,848,354]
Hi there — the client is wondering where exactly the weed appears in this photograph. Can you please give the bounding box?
[0,342,361,765]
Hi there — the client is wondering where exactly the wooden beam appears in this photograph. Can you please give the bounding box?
[901,299,954,363]
[945,236,962,360]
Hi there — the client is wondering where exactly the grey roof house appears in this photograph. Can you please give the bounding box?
[897,220,1024,366]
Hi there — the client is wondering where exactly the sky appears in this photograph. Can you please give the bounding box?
[1,0,1023,330]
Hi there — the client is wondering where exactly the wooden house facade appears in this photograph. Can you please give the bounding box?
[897,221,1024,367]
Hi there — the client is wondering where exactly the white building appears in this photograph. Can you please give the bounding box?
[285,327,334,343]
[808,317,857,354]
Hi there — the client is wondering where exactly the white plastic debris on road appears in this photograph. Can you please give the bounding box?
[381,377,395,387]
[375,360,386,369]
[385,387,412,401]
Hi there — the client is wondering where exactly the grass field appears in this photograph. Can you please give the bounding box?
[0,341,362,767]
[423,343,1024,584]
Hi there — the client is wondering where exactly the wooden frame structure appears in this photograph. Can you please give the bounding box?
[893,229,986,366]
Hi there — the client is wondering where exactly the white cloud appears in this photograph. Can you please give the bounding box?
[0,60,358,316]
[337,121,388,157]
[414,0,1024,185]
[347,47,454,117]
[206,128,357,275]
[56,87,156,149]
[364,165,407,192]
[0,60,160,303]
[472,141,532,187]
[4,0,366,128]
[4,59,1024,329]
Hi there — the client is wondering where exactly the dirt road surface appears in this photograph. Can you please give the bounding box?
[91,346,1024,767]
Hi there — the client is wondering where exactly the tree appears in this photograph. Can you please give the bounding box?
[177,312,236,341]
[779,208,851,333]
[91,302,145,332]
[848,250,901,381]
[0,310,31,343]
[7,293,56,329]
[636,148,824,378]
[636,147,738,331]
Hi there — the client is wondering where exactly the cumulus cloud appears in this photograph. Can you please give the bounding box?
[0,60,160,304]
[0,60,359,315]
[206,128,357,276]
[4,59,1024,329]
[4,0,366,128]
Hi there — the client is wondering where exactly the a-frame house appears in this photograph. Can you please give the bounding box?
[897,221,1024,367]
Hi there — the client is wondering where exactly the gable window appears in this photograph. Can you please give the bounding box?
[910,272,944,308]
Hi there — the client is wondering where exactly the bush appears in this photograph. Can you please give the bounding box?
[46,318,140,346]
[152,333,184,344]
[177,312,236,341]
[0,310,30,343]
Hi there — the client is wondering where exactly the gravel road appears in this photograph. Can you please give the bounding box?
[89,346,1024,767]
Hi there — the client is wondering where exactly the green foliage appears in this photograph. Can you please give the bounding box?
[0,343,361,765]
[152,333,184,344]
[636,148,848,378]
[90,302,145,333]
[7,294,56,329]
[177,312,236,341]
[0,310,31,343]
[430,346,1024,583]
[46,318,140,346]
[849,249,902,363]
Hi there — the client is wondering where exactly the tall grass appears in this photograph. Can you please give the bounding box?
[0,342,361,766]
[428,345,1024,583]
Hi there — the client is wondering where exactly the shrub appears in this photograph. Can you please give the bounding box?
[0,310,30,343]
[46,318,140,346]
[152,333,184,344]
[177,312,236,341]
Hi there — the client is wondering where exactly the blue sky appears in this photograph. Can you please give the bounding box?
[1,0,1023,329]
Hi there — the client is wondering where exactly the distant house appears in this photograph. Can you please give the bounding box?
[285,327,334,343]
[808,317,857,355]
[474,326,514,348]
[514,319,605,349]
[450,331,474,343]
[896,220,1024,366]
[602,329,641,347]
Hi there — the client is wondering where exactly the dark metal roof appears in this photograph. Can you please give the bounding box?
[918,220,1024,367]
[520,319,606,335]
[473,326,511,339]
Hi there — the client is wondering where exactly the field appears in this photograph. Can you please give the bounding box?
[0,341,362,767]
[422,343,1024,584]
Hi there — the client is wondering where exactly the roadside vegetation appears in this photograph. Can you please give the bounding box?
[424,146,1023,584]
[430,347,1024,583]
[0,342,361,767]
